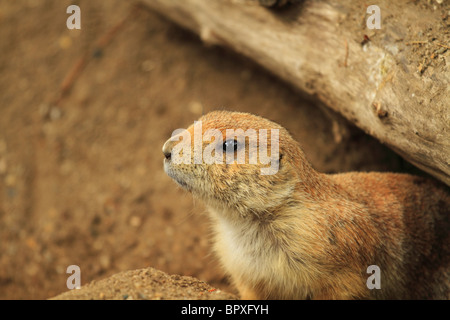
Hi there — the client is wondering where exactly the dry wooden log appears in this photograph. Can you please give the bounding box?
[141,0,450,185]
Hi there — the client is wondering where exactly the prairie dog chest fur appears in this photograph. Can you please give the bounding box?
[209,207,315,300]
[212,211,278,277]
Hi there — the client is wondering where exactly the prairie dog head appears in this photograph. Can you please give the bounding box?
[162,111,307,219]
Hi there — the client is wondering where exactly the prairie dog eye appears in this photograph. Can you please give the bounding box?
[223,139,238,152]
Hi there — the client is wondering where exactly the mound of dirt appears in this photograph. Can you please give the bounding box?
[51,267,237,300]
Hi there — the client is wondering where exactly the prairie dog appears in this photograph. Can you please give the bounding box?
[162,110,449,299]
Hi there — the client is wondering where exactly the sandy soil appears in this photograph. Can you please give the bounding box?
[0,0,430,299]
[51,267,237,300]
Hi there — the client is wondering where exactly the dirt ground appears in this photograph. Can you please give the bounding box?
[51,267,237,300]
[0,0,432,300]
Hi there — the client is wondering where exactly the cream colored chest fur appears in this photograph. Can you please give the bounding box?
[210,209,312,299]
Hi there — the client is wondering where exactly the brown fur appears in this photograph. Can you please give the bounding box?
[162,110,450,299]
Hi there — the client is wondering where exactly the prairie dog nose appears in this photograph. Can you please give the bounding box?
[163,130,189,161]
[162,139,173,160]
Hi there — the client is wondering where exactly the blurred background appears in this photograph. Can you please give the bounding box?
[0,0,425,299]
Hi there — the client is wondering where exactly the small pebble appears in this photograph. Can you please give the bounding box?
[137,292,147,299]
[141,60,156,72]
[130,216,141,227]
[49,107,62,121]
